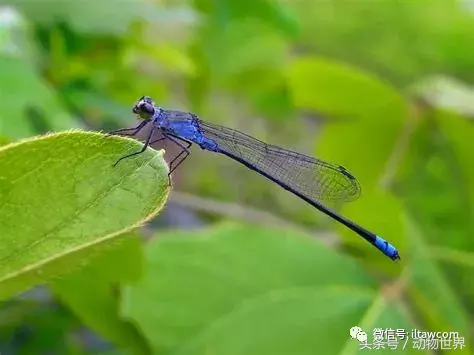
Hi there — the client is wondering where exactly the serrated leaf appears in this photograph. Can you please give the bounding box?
[121,223,414,354]
[0,131,169,301]
[51,234,151,355]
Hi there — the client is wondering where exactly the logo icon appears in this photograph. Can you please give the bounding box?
[350,326,368,342]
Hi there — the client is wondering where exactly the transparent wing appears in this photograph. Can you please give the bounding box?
[196,120,361,202]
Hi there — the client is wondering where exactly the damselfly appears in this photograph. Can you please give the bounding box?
[108,96,400,261]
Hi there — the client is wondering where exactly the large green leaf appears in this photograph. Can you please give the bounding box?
[123,223,415,355]
[51,234,151,355]
[0,131,169,301]
[172,288,417,355]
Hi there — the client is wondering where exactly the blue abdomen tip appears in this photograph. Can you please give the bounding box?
[374,235,400,261]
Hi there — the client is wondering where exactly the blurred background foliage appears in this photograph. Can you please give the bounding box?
[0,0,473,354]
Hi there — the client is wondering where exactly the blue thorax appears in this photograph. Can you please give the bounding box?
[152,107,218,151]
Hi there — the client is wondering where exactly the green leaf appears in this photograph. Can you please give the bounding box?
[51,234,151,355]
[122,223,415,354]
[287,57,407,122]
[0,131,169,301]
[173,288,417,355]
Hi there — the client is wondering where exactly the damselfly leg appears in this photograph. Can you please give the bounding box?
[112,126,156,167]
[107,120,149,137]
[159,133,192,185]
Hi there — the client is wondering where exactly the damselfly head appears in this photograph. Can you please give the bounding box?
[133,96,155,120]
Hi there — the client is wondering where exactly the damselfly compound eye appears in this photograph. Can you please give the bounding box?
[133,97,155,119]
